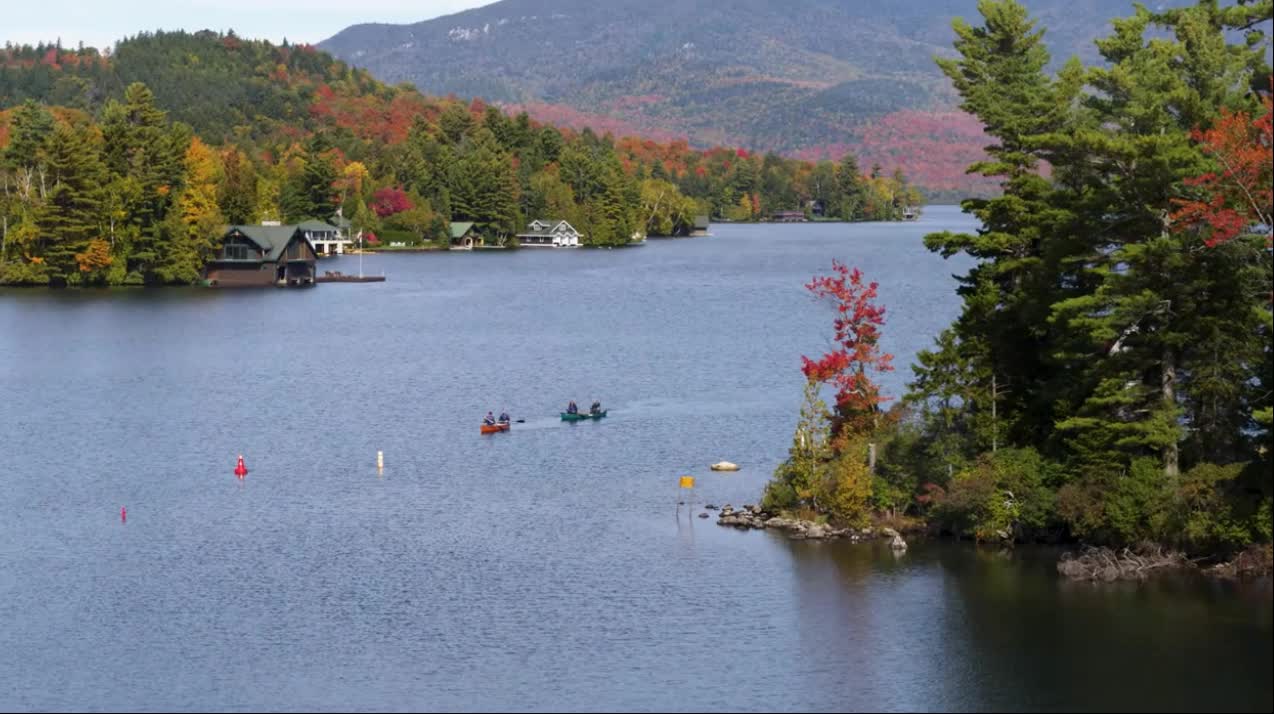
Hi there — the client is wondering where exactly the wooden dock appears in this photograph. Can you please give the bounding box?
[316,271,385,284]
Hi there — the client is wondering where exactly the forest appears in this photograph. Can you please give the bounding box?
[763,0,1273,564]
[0,32,921,286]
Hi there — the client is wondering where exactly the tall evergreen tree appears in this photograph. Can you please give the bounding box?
[39,122,106,283]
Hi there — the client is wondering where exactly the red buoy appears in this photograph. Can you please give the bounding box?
[120,506,127,523]
[234,455,248,479]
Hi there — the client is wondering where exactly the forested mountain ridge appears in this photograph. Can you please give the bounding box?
[318,0,1195,194]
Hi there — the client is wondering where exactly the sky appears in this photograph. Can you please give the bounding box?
[6,0,492,50]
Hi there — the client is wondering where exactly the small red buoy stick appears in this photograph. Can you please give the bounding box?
[120,506,127,523]
[234,454,248,479]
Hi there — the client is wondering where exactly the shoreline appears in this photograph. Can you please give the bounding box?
[714,505,1273,583]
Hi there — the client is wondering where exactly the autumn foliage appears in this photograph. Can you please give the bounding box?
[371,187,413,217]
[1173,79,1273,247]
[801,261,893,427]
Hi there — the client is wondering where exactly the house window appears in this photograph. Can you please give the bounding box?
[223,243,250,260]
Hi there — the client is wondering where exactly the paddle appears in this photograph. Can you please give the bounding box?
[516,419,526,423]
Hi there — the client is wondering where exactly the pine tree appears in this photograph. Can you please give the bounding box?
[835,153,864,220]
[218,149,258,224]
[2,100,54,170]
[39,122,106,283]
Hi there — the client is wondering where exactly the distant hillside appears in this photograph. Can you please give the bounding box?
[319,0,1189,194]
[0,30,926,286]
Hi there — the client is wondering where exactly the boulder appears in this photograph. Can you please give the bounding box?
[697,512,709,519]
[704,504,718,510]
[881,527,900,539]
[710,461,741,471]
[889,534,908,551]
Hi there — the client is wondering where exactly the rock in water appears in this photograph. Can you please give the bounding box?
[710,461,740,471]
[698,512,709,519]
[881,527,900,539]
[890,534,908,551]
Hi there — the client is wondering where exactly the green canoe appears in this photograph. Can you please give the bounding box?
[561,410,607,421]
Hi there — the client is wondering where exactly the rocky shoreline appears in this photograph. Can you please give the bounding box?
[711,504,909,550]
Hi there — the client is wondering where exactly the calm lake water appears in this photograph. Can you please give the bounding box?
[1,206,1270,712]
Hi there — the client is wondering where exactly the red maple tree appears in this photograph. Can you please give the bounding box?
[801,261,894,426]
[1173,80,1273,247]
[371,187,413,218]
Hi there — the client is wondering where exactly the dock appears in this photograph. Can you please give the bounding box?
[316,271,385,284]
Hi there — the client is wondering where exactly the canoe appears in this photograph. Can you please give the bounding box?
[480,422,510,434]
[561,410,607,421]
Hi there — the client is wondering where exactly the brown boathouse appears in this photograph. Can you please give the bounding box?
[204,225,318,287]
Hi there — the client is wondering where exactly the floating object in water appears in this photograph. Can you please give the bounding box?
[561,410,607,422]
[480,422,510,434]
[234,455,248,479]
[710,461,740,471]
[377,450,384,470]
[679,476,695,489]
[120,506,127,523]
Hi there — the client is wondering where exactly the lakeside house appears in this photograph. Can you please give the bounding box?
[516,219,582,248]
[295,216,354,256]
[449,222,483,251]
[691,215,711,236]
[772,210,807,223]
[204,225,318,287]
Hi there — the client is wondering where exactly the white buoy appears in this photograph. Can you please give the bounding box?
[377,450,384,470]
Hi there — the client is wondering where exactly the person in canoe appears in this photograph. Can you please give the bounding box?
[567,401,579,415]
[590,401,602,415]
[483,411,497,426]
[498,411,510,425]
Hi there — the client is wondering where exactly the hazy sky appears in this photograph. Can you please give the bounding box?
[7,0,492,50]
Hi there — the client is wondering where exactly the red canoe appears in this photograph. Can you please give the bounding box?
[480,423,510,434]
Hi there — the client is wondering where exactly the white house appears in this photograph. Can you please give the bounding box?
[298,216,355,256]
[515,219,582,248]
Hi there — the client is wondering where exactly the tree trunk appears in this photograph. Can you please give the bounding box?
[1162,348,1179,477]
[991,373,999,454]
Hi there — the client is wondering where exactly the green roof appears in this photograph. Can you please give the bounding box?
[223,225,310,262]
[296,219,340,233]
[450,222,476,239]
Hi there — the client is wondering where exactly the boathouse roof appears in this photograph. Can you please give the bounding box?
[223,225,310,263]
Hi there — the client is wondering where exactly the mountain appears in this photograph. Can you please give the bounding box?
[318,0,1184,193]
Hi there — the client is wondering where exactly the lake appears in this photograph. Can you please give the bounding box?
[1,205,1269,712]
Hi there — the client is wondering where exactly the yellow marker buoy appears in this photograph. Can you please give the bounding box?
[679,475,695,489]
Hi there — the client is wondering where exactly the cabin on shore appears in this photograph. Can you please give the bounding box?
[772,210,807,223]
[690,215,711,236]
[449,222,483,251]
[204,225,318,287]
[291,217,354,256]
[516,219,582,248]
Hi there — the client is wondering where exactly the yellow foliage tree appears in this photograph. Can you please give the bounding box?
[816,437,874,527]
[75,238,113,274]
[157,137,225,283]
